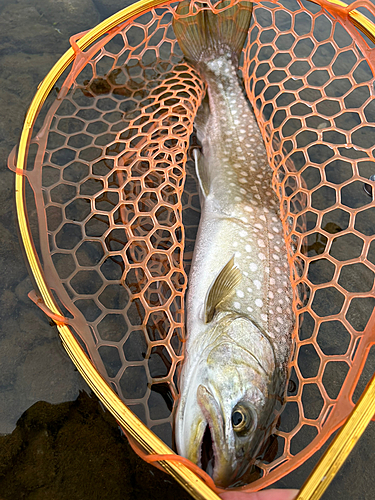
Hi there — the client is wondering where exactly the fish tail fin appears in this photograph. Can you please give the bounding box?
[173,1,253,65]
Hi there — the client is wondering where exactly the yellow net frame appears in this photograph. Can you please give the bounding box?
[12,1,375,499]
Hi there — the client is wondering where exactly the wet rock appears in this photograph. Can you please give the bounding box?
[0,392,192,500]
[0,2,65,56]
[0,171,14,220]
[0,255,27,291]
[0,222,19,257]
[34,0,101,36]
[0,54,62,150]
[94,0,135,17]
[15,276,33,305]
[0,344,87,433]
[0,318,24,390]
[0,222,27,291]
[18,308,55,342]
[15,341,87,408]
[0,289,16,318]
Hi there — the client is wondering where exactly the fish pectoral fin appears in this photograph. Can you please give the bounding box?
[204,256,242,323]
[194,148,210,197]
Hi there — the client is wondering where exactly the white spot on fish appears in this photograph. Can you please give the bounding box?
[254,279,261,289]
[249,263,257,272]
[261,313,267,322]
[245,245,252,252]
[255,299,263,308]
[236,290,244,298]
[258,239,265,248]
[234,301,241,309]
[258,252,266,260]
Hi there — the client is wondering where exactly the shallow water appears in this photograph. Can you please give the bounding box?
[0,0,374,498]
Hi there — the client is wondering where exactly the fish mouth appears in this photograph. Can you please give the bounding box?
[200,423,215,476]
[194,384,231,484]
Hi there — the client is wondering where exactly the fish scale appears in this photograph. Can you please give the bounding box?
[190,55,293,361]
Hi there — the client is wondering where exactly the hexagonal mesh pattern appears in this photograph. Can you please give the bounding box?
[13,0,375,490]
[34,7,205,447]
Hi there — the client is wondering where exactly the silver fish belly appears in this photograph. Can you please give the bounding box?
[175,54,294,486]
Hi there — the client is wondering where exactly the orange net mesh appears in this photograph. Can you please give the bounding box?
[9,0,375,491]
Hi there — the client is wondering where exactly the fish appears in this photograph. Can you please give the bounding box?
[172,0,294,488]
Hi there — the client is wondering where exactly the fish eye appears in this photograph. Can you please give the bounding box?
[231,405,252,433]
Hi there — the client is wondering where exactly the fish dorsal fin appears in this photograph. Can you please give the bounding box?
[204,256,241,323]
[193,148,209,197]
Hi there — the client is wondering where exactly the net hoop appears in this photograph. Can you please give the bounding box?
[9,1,375,499]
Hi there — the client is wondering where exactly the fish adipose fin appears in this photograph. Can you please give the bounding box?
[204,256,241,323]
[173,0,253,65]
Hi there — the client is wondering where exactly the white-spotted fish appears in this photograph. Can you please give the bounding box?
[173,0,294,487]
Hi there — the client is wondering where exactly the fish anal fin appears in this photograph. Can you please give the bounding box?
[204,256,241,323]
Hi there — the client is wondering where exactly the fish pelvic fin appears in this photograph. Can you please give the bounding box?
[173,1,253,65]
[204,255,242,323]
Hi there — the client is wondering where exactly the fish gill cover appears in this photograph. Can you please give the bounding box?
[9,0,375,492]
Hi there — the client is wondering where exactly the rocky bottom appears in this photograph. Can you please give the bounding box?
[0,391,191,500]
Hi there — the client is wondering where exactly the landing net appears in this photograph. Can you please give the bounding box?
[9,0,375,496]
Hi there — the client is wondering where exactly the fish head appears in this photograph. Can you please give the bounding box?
[175,314,282,487]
